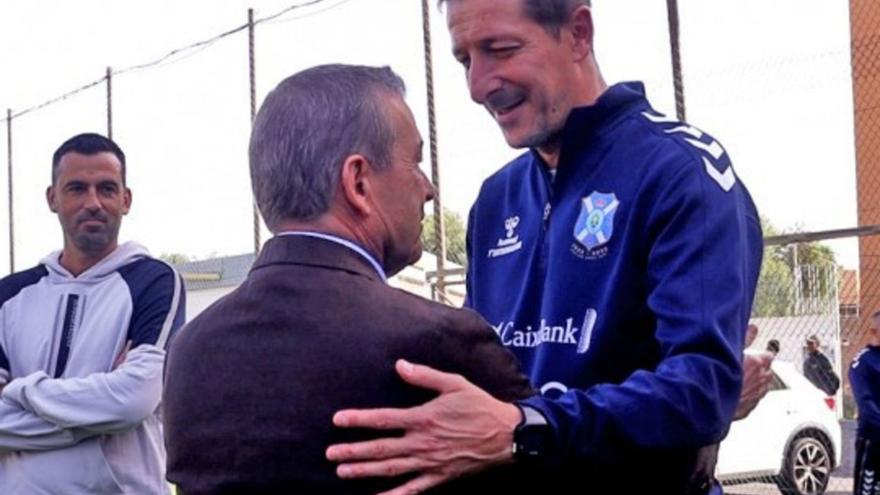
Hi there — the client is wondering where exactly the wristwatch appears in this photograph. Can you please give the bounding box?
[512,404,554,463]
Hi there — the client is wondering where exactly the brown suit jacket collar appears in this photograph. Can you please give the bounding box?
[252,234,384,283]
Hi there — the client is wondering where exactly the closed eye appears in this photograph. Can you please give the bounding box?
[490,45,518,58]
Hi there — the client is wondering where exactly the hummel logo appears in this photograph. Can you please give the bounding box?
[488,215,523,258]
[703,157,735,192]
[504,216,519,238]
[862,468,875,495]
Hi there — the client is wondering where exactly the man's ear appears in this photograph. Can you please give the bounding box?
[339,154,375,217]
[46,185,58,213]
[566,5,594,62]
[122,187,132,216]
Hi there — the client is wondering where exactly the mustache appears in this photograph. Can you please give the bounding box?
[76,212,108,224]
[485,86,527,114]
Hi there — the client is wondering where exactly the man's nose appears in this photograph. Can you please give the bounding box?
[467,57,502,105]
[425,181,437,203]
[84,188,102,210]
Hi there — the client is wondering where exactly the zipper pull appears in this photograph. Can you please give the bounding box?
[542,202,552,230]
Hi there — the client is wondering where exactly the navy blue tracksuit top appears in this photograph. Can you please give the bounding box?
[851,346,880,440]
[465,82,763,492]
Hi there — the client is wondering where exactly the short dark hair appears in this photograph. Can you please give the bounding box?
[766,339,780,354]
[52,133,126,184]
[438,0,591,37]
[249,64,406,230]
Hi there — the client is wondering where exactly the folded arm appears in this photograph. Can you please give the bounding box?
[0,397,94,452]
[2,344,165,434]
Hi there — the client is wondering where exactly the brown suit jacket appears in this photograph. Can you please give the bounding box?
[164,235,533,494]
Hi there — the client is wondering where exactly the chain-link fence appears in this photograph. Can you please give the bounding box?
[714,255,851,495]
[715,1,880,493]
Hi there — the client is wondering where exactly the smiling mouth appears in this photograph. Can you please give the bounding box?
[496,98,525,116]
[486,87,527,120]
[490,98,527,125]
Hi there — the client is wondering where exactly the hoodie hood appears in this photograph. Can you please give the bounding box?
[41,241,151,282]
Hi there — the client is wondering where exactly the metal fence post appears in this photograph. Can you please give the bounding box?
[421,0,447,299]
[248,8,261,255]
[106,66,113,139]
[6,109,14,273]
[665,0,687,122]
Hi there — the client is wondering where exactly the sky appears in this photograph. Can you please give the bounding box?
[0,0,859,273]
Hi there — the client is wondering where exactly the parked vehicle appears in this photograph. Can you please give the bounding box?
[716,359,842,495]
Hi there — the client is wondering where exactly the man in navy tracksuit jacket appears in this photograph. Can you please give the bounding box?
[850,311,880,495]
[327,2,762,493]
[463,80,762,493]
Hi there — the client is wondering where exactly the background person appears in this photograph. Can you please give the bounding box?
[849,311,880,495]
[804,335,840,396]
[0,133,185,495]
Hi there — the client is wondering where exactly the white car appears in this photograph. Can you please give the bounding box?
[716,359,842,495]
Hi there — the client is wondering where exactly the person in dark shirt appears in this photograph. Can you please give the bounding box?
[850,310,880,495]
[804,335,840,396]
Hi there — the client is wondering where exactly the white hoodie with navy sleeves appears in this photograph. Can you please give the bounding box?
[0,241,185,495]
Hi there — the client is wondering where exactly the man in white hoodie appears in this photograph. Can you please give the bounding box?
[0,133,185,494]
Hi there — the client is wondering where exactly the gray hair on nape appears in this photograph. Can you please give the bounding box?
[248,64,406,231]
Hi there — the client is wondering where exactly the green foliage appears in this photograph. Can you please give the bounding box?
[421,208,467,267]
[753,217,839,317]
[752,254,796,317]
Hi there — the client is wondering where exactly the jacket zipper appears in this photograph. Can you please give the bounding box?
[540,164,555,270]
[53,294,80,378]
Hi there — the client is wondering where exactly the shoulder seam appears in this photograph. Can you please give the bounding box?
[118,256,183,349]
[0,265,49,311]
[634,111,738,192]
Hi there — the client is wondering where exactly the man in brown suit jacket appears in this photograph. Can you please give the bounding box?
[162,64,533,494]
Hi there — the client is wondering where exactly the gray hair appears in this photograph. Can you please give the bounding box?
[438,0,590,38]
[249,64,406,230]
